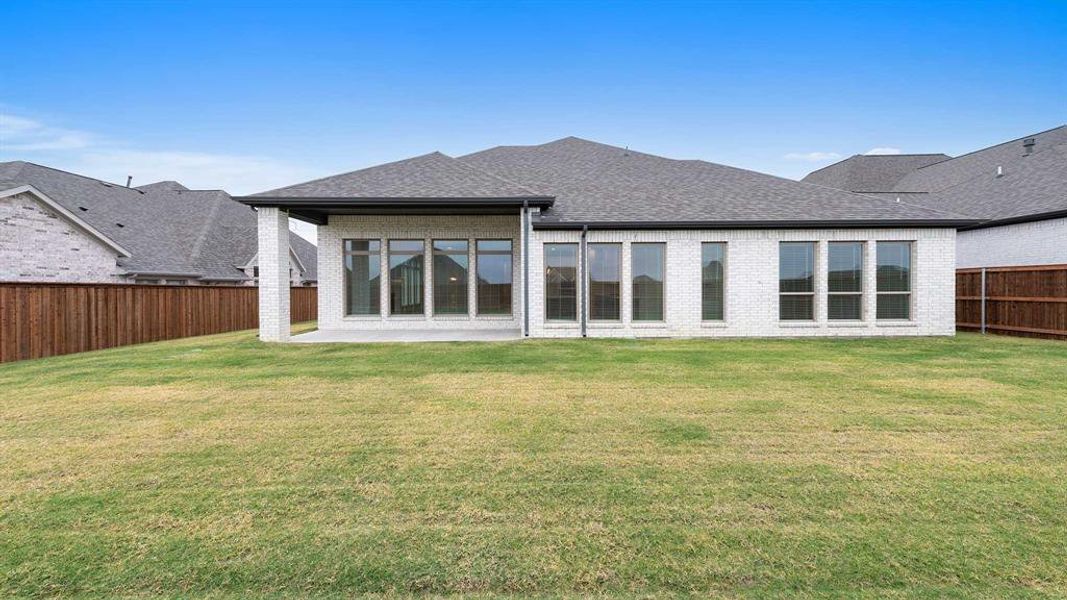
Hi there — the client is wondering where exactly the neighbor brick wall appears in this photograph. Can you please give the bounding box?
[956,217,1067,268]
[0,191,122,282]
[528,227,957,338]
[317,214,523,331]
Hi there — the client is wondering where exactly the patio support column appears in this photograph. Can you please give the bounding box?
[257,206,290,342]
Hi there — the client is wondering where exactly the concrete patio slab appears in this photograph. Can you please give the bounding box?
[290,328,523,344]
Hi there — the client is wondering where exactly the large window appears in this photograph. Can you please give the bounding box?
[588,243,621,320]
[632,243,665,321]
[389,240,424,315]
[877,241,912,319]
[779,242,815,321]
[433,240,468,315]
[476,240,512,315]
[344,239,381,315]
[702,243,725,321]
[545,244,578,320]
[828,242,863,320]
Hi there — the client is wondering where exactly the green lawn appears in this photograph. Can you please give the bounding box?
[1,328,1066,598]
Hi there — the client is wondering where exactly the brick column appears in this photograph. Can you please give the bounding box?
[258,207,290,342]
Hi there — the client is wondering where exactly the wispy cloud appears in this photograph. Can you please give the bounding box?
[1,110,320,241]
[864,147,902,155]
[0,110,314,194]
[784,151,841,162]
[0,114,94,150]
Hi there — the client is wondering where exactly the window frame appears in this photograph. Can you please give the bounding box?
[631,242,666,322]
[876,241,914,321]
[544,243,579,322]
[432,239,470,316]
[388,239,426,316]
[475,239,513,316]
[343,239,382,316]
[827,241,864,321]
[701,242,727,322]
[779,241,817,322]
[587,242,623,322]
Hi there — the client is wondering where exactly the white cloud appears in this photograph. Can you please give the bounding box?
[0,113,94,150]
[865,147,902,155]
[784,151,841,162]
[73,150,313,195]
[0,110,319,242]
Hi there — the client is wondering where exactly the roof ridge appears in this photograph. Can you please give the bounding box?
[188,191,226,265]
[914,124,1067,170]
[15,160,146,195]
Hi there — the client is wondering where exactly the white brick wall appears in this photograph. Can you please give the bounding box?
[0,191,123,282]
[318,215,523,331]
[313,216,957,338]
[957,217,1067,268]
[527,227,957,338]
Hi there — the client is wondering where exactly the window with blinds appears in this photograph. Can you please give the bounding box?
[779,242,815,321]
[828,242,863,320]
[343,239,381,315]
[588,243,621,320]
[631,243,665,321]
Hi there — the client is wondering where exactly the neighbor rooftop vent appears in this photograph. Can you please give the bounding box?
[996,165,1004,177]
[1023,137,1035,155]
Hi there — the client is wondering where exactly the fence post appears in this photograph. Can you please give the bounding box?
[980,267,987,335]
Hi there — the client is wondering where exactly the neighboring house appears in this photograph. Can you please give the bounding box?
[240,137,975,341]
[0,161,316,285]
[803,125,1067,268]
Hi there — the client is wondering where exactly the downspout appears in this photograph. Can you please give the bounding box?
[580,224,588,338]
[522,200,530,337]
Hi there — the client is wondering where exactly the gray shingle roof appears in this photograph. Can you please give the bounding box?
[892,125,1067,193]
[135,180,189,193]
[802,154,950,191]
[255,151,544,198]
[458,137,964,225]
[802,125,1067,223]
[0,161,316,282]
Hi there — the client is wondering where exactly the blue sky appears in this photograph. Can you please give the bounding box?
[2,0,1065,241]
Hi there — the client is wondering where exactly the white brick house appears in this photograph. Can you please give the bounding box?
[241,138,974,341]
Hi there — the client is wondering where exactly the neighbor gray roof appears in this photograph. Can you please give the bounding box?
[135,180,189,193]
[802,154,950,192]
[803,125,1067,226]
[0,161,316,281]
[255,152,544,198]
[457,137,966,226]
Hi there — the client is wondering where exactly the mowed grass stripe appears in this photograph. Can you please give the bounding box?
[1,327,1065,597]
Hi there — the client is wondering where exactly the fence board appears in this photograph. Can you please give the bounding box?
[957,264,1067,340]
[0,283,317,363]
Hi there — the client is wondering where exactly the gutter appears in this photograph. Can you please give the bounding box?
[580,224,588,338]
[959,208,1067,231]
[236,196,556,209]
[532,219,980,230]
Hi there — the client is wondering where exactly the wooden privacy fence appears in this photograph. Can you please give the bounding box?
[0,283,317,363]
[957,264,1067,340]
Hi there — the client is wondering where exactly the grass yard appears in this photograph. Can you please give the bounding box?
[1,327,1066,598]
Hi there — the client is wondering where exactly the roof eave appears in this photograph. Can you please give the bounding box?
[532,219,980,230]
[235,196,555,208]
[960,208,1067,231]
